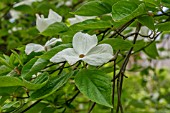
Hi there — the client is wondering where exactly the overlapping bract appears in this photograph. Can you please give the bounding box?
[50,32,114,66]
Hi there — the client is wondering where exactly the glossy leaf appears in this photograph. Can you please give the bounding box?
[21,58,49,80]
[31,71,74,99]
[112,1,146,22]
[0,76,23,87]
[75,69,112,107]
[23,72,49,90]
[70,19,112,31]
[73,1,111,16]
[101,38,133,51]
[41,22,69,36]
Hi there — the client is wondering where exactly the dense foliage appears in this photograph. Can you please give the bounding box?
[0,0,170,113]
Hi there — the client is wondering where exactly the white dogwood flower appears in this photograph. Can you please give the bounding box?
[50,32,113,66]
[68,15,96,25]
[36,9,62,32]
[25,38,61,55]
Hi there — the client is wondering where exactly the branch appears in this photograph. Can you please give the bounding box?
[111,51,120,113]
[109,19,135,38]
[88,102,96,113]
[115,22,141,113]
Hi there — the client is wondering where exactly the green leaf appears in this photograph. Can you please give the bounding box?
[102,0,119,5]
[40,44,71,60]
[21,58,49,80]
[23,72,49,90]
[0,57,13,69]
[137,15,155,30]
[2,101,19,110]
[41,22,69,36]
[156,22,170,31]
[75,69,112,107]
[0,87,17,96]
[0,76,23,87]
[112,1,146,22]
[144,0,159,6]
[133,40,146,52]
[0,65,11,76]
[24,102,47,113]
[101,38,133,51]
[73,1,111,16]
[70,19,112,31]
[14,5,33,14]
[11,50,24,66]
[144,42,159,59]
[161,0,170,7]
[31,71,74,99]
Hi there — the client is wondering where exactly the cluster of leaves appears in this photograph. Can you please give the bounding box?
[0,0,170,113]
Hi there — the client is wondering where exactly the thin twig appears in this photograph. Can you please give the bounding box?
[111,51,120,113]
[21,99,42,113]
[88,102,96,113]
[109,19,135,38]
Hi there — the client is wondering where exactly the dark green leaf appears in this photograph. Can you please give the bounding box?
[41,22,69,36]
[137,15,155,30]
[23,72,49,90]
[31,71,74,99]
[21,58,48,80]
[144,42,159,59]
[156,22,170,31]
[161,0,170,7]
[134,40,146,52]
[70,19,112,31]
[75,69,112,107]
[102,0,119,5]
[112,1,146,22]
[14,5,33,14]
[101,38,133,51]
[73,1,111,16]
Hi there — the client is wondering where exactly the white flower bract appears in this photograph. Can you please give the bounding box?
[50,32,114,66]
[25,38,61,55]
[68,15,96,25]
[36,9,62,32]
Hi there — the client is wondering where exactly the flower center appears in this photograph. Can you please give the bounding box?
[79,54,85,58]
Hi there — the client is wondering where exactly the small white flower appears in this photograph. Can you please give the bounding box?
[36,9,62,33]
[25,38,61,55]
[50,32,113,66]
[68,15,96,25]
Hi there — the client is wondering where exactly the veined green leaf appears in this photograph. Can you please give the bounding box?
[75,69,112,108]
[31,71,74,99]
[73,1,111,16]
[112,1,146,22]
[70,19,112,31]
[21,58,48,80]
[23,72,49,90]
[41,22,69,36]
[101,38,133,51]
